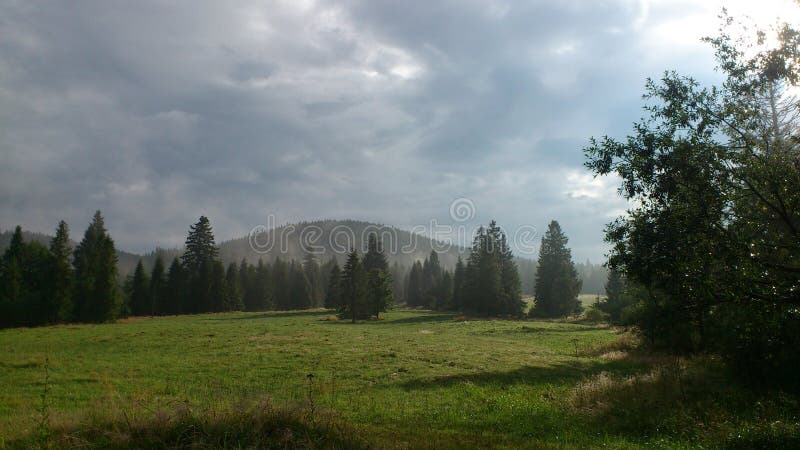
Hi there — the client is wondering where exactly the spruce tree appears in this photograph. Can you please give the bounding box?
[363,233,393,318]
[532,220,582,317]
[339,248,367,322]
[0,257,23,328]
[180,216,218,273]
[256,259,273,311]
[498,229,524,316]
[164,257,186,315]
[272,258,291,310]
[421,251,442,308]
[238,259,253,310]
[180,216,220,313]
[73,211,121,323]
[437,271,454,311]
[406,261,424,307]
[0,226,53,327]
[225,261,244,311]
[48,221,73,323]
[150,255,166,316]
[600,269,627,323]
[128,260,151,316]
[289,262,312,309]
[463,222,524,316]
[452,257,466,311]
[207,260,228,312]
[325,262,341,309]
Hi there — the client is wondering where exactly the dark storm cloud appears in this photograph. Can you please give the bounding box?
[0,0,727,260]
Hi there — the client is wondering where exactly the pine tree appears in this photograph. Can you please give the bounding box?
[600,269,627,323]
[0,257,23,328]
[325,262,341,309]
[406,261,424,307]
[150,255,166,316]
[421,251,442,308]
[498,229,524,316]
[48,221,73,323]
[181,216,220,313]
[208,260,228,312]
[289,262,312,309]
[363,233,393,318]
[256,259,273,311]
[73,211,121,323]
[128,260,151,316]
[452,257,466,311]
[437,271,454,310]
[0,226,50,328]
[272,258,291,310]
[463,222,524,316]
[225,261,244,311]
[180,216,219,274]
[532,220,582,317]
[390,261,406,303]
[164,257,186,315]
[339,248,367,322]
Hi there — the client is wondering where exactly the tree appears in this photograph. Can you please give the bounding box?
[421,251,442,308]
[180,216,219,274]
[289,261,312,309]
[339,248,368,322]
[207,260,228,312]
[164,258,186,315]
[325,262,341,309]
[225,261,244,311]
[272,258,291,310]
[452,257,466,311]
[181,216,221,313]
[406,261,423,307]
[128,260,151,316]
[463,221,524,316]
[48,221,73,323]
[436,271,453,311]
[150,255,166,316]
[363,233,393,318]
[0,226,53,327]
[583,12,800,379]
[599,269,627,323]
[73,211,121,323]
[532,221,581,318]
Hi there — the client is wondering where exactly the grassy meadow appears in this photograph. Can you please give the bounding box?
[1,310,798,448]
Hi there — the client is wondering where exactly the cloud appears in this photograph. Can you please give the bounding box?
[0,0,789,261]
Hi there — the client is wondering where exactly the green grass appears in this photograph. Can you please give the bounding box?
[1,310,798,448]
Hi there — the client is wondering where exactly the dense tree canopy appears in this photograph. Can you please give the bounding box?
[585,14,800,380]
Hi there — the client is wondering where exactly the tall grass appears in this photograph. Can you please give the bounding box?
[9,397,368,449]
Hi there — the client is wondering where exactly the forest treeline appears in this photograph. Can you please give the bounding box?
[0,211,588,327]
[587,15,800,384]
[1,220,609,296]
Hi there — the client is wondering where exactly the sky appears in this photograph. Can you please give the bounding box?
[1,0,797,262]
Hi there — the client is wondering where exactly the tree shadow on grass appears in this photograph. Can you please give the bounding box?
[400,359,647,391]
[205,310,332,321]
[376,313,456,325]
[319,312,457,326]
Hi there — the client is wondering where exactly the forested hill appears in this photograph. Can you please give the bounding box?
[0,220,608,295]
